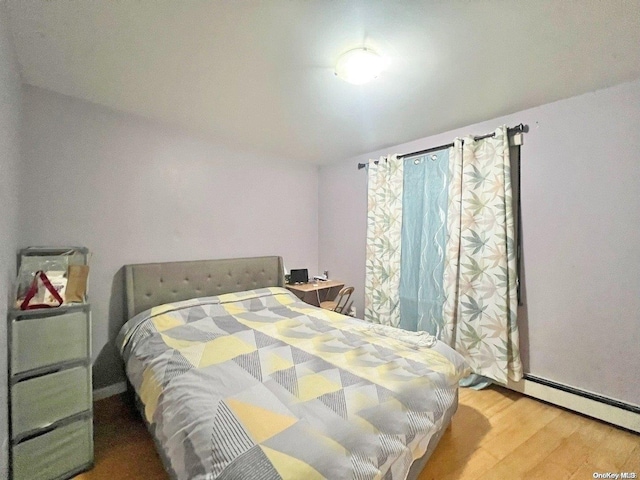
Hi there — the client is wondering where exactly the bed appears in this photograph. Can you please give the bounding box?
[117,256,467,480]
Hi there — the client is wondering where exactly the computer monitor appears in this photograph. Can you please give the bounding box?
[289,269,309,284]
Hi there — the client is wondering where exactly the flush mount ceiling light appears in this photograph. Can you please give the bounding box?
[334,47,384,85]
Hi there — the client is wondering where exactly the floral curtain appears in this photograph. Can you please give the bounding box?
[364,155,404,327]
[441,126,523,383]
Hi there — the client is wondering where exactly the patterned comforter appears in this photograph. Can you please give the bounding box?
[118,287,468,480]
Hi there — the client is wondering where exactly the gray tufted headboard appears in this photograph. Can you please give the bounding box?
[124,256,285,318]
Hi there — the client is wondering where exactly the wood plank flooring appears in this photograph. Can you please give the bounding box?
[75,386,639,480]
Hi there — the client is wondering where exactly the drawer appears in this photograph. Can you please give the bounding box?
[12,366,91,439]
[11,310,89,375]
[13,417,93,480]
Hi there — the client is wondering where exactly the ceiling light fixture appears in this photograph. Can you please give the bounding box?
[334,47,384,85]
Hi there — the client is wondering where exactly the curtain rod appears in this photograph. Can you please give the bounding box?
[357,123,527,170]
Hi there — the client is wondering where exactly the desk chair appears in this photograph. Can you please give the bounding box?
[320,286,354,314]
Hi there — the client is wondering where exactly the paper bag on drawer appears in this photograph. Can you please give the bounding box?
[65,265,89,303]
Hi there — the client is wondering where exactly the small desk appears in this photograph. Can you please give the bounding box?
[286,280,345,307]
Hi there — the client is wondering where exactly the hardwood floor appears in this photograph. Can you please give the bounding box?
[74,394,167,480]
[419,387,639,479]
[75,386,639,480]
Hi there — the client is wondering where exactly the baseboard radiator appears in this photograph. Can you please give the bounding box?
[506,375,640,434]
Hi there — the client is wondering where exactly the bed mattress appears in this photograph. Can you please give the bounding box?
[118,287,468,480]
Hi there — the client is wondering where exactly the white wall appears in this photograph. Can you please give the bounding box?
[19,86,319,389]
[319,79,640,407]
[0,2,21,475]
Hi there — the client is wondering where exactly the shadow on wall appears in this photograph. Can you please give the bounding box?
[92,267,127,390]
[518,243,530,373]
[513,145,530,373]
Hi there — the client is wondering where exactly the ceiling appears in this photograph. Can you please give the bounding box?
[7,1,640,164]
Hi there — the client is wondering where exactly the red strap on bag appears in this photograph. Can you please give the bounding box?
[20,270,64,310]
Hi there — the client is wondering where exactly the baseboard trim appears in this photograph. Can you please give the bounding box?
[505,376,640,433]
[93,381,128,401]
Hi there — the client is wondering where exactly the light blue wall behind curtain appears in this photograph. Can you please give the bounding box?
[399,149,450,334]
